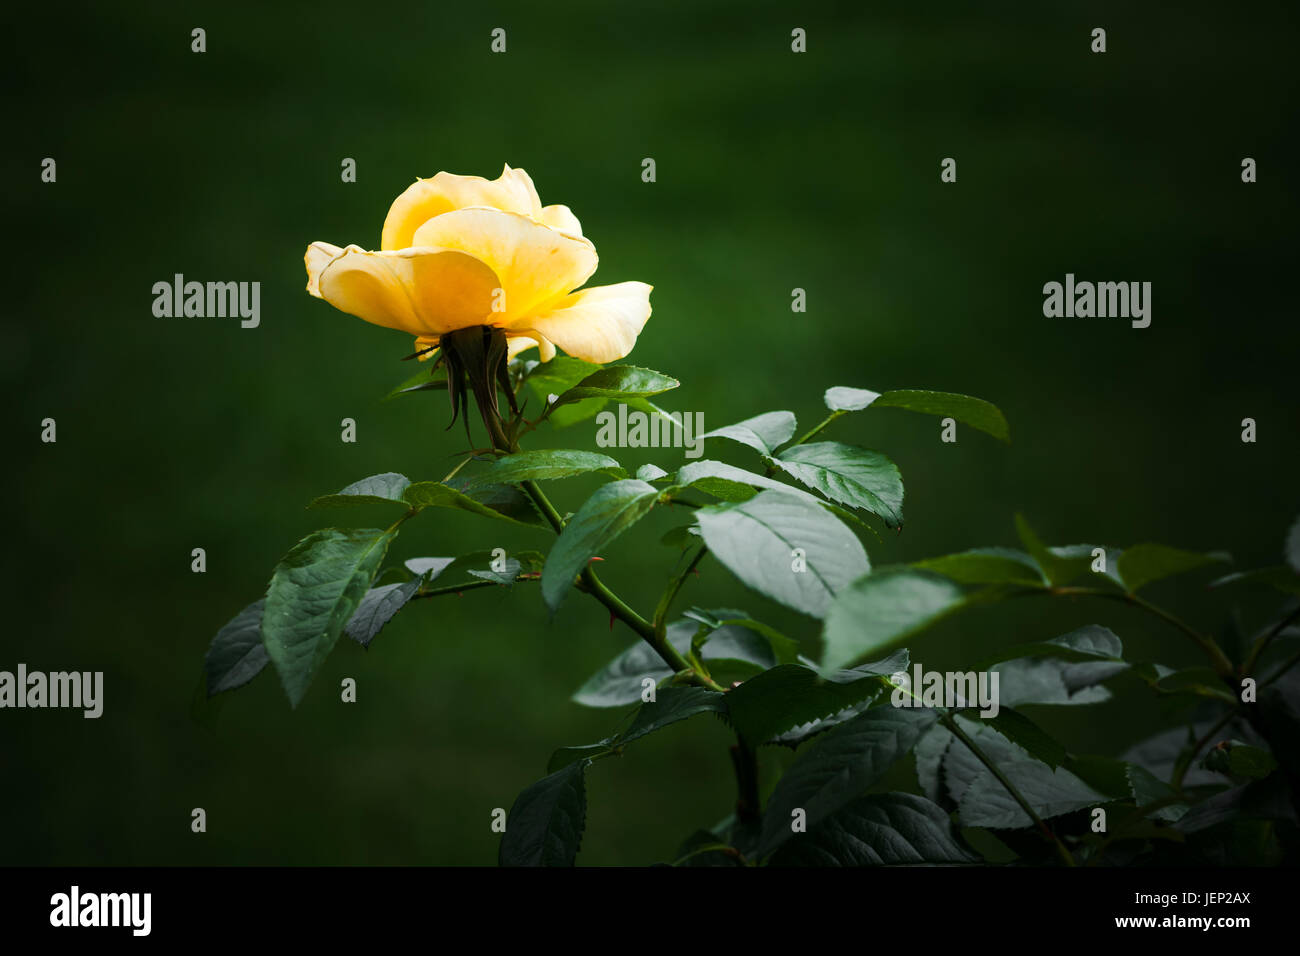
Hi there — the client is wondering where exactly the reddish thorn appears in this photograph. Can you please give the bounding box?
[589,556,605,563]
[692,569,701,577]
[609,611,616,631]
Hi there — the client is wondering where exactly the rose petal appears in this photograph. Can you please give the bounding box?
[412,208,597,323]
[381,164,543,251]
[305,241,345,297]
[315,246,501,336]
[523,282,652,364]
[541,204,583,237]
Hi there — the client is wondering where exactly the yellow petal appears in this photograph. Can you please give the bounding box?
[315,246,501,336]
[506,335,539,359]
[412,208,597,323]
[413,336,440,361]
[381,165,543,251]
[525,282,652,364]
[305,241,345,297]
[503,333,556,362]
[541,204,583,237]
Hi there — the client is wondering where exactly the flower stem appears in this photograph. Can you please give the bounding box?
[516,475,722,690]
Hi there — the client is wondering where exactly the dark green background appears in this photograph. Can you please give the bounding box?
[5,1,1297,864]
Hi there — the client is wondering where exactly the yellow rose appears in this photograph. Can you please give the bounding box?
[304,165,652,364]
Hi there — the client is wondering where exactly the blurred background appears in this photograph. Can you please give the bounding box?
[3,0,1297,864]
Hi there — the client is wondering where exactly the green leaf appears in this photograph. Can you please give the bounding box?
[498,760,589,867]
[872,389,1010,442]
[758,707,939,858]
[913,547,1046,587]
[676,460,814,504]
[205,599,269,696]
[696,490,869,619]
[1122,720,1251,789]
[1126,764,1189,822]
[308,472,542,528]
[769,792,979,866]
[1174,775,1296,836]
[525,356,600,395]
[976,624,1126,669]
[548,687,726,771]
[994,657,1121,708]
[524,357,606,427]
[262,528,397,707]
[681,607,801,665]
[984,709,1066,769]
[465,449,626,488]
[1148,667,1236,702]
[637,463,670,482]
[770,442,904,528]
[445,480,547,528]
[1202,741,1277,780]
[541,479,660,611]
[914,725,954,803]
[547,399,609,428]
[403,481,540,527]
[467,558,523,585]
[660,524,700,549]
[674,461,880,538]
[824,386,881,412]
[572,614,781,707]
[548,365,679,408]
[309,472,411,508]
[944,715,1106,828]
[821,568,965,672]
[1209,565,1300,596]
[404,557,456,578]
[345,577,424,648]
[1116,543,1231,594]
[613,686,727,746]
[701,411,797,456]
[1013,514,1084,586]
[724,652,905,746]
[382,363,447,401]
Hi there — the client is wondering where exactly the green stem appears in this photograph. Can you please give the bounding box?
[790,410,844,448]
[941,713,1075,867]
[413,575,535,600]
[652,544,708,638]
[1262,645,1300,688]
[520,478,567,532]
[1243,604,1300,677]
[516,474,723,690]
[440,456,473,483]
[1047,586,1235,678]
[730,739,761,826]
[1171,708,1237,790]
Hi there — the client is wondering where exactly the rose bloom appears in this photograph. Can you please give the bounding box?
[304,165,652,364]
